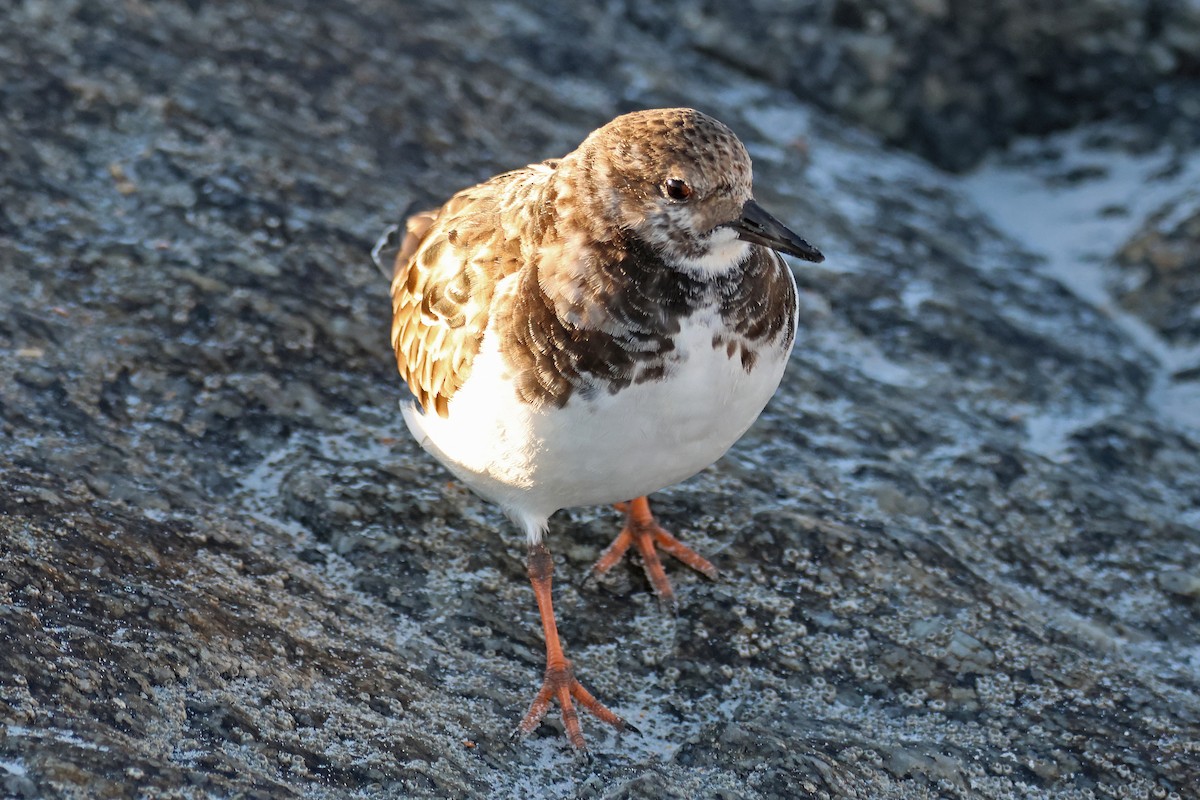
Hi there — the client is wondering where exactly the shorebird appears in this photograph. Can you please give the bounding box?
[374,107,823,751]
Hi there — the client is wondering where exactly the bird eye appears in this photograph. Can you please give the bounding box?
[663,178,693,201]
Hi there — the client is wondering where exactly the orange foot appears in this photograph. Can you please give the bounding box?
[593,495,719,608]
[516,660,634,751]
[515,543,637,750]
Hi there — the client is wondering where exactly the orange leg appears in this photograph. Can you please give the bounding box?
[593,496,719,608]
[516,542,635,750]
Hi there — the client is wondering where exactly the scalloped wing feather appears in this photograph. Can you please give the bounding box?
[389,164,555,417]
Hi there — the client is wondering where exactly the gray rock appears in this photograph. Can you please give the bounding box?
[1115,192,1200,348]
[631,0,1200,170]
[1,1,1198,798]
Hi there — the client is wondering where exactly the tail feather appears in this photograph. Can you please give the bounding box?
[370,201,439,282]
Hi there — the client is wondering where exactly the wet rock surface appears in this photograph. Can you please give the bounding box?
[1116,193,1200,350]
[633,0,1200,171]
[2,1,1199,798]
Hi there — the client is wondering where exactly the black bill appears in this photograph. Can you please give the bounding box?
[725,199,824,263]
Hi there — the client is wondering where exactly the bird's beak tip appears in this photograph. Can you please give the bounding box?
[729,199,824,263]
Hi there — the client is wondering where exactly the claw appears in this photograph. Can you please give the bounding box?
[593,496,719,605]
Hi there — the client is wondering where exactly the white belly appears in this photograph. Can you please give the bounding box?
[402,312,791,539]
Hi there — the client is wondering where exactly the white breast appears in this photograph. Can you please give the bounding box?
[402,306,793,541]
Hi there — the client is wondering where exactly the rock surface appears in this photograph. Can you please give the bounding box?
[633,0,1200,171]
[2,1,1199,799]
[1116,193,1200,349]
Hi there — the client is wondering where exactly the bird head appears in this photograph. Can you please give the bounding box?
[573,108,823,276]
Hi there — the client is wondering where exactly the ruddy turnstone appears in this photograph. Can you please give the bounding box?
[375,108,823,751]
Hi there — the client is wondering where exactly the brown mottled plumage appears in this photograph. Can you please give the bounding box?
[378,108,823,753]
[389,110,808,416]
[389,166,543,417]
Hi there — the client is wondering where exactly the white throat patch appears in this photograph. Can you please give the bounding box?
[672,227,751,276]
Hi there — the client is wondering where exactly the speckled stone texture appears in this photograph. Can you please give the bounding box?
[630,0,1200,170]
[2,1,1198,798]
[1116,193,1200,350]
